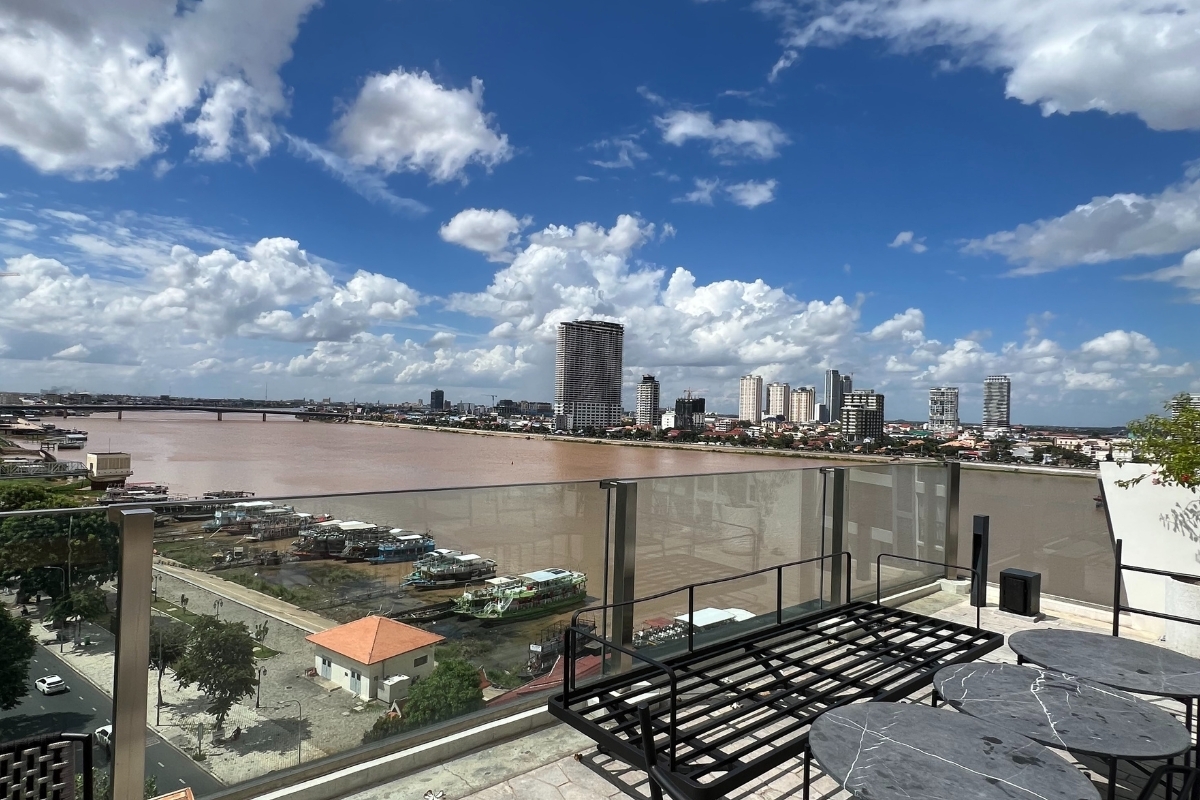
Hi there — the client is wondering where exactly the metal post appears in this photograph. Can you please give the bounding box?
[944,462,961,580]
[971,514,989,608]
[607,480,638,665]
[829,468,847,604]
[1112,538,1123,637]
[109,508,154,800]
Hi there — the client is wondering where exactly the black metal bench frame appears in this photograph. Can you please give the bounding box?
[548,552,1001,800]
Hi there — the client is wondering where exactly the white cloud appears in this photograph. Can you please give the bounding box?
[655,110,790,160]
[1079,330,1159,362]
[1132,248,1200,301]
[590,137,648,169]
[0,219,37,240]
[675,178,721,205]
[726,179,778,208]
[439,209,529,261]
[286,135,429,215]
[888,231,928,253]
[869,308,925,341]
[966,176,1200,273]
[0,0,317,177]
[758,0,1200,132]
[52,344,90,361]
[332,68,512,183]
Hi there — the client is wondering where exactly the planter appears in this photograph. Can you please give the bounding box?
[1165,575,1200,657]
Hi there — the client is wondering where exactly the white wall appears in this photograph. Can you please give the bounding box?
[1100,462,1200,636]
[312,644,439,701]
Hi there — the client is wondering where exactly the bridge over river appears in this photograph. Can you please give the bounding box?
[0,404,350,421]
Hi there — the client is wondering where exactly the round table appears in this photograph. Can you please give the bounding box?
[810,703,1099,800]
[935,663,1191,800]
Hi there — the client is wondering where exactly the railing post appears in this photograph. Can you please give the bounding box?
[608,480,638,667]
[944,462,961,580]
[108,507,155,800]
[1113,538,1123,637]
[829,468,847,604]
[971,514,989,609]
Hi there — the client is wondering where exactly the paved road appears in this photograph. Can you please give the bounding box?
[0,647,224,798]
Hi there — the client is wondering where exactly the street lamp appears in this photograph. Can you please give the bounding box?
[255,667,267,708]
[152,574,161,602]
[40,566,66,653]
[213,598,223,620]
[276,699,302,765]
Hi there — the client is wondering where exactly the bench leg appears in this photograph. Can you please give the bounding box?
[804,744,811,800]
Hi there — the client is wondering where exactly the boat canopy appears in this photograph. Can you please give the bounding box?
[521,568,571,583]
[338,521,376,531]
[233,500,275,509]
[455,553,482,562]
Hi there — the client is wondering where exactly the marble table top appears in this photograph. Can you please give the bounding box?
[935,663,1191,759]
[1009,629,1200,698]
[811,703,1099,800]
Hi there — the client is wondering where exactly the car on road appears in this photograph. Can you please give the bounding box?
[95,725,113,750]
[35,675,69,695]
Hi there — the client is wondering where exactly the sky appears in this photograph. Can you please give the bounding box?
[0,0,1197,426]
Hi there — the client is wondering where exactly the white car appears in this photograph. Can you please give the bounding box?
[35,675,69,695]
[95,725,113,749]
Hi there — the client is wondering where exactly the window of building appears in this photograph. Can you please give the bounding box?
[414,655,428,667]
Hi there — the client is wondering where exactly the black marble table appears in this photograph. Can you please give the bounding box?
[1008,630,1200,699]
[934,663,1191,760]
[810,703,1099,800]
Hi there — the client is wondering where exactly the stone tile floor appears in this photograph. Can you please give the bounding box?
[348,593,1182,800]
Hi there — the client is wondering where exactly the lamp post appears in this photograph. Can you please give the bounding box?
[152,574,161,602]
[255,667,267,708]
[40,566,66,653]
[212,598,223,620]
[276,699,302,765]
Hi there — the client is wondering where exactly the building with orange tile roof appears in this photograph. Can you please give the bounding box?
[305,615,445,702]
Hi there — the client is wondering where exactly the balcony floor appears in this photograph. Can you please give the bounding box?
[344,592,1181,800]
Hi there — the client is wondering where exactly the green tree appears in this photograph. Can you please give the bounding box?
[402,658,483,728]
[0,511,120,600]
[174,616,257,729]
[49,584,108,628]
[150,622,190,714]
[1120,394,1200,491]
[0,611,37,710]
[362,712,406,744]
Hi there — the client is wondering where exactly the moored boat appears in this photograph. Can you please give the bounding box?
[362,531,436,563]
[452,567,587,621]
[402,550,497,589]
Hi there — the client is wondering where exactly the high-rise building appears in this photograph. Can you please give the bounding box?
[1171,394,1200,418]
[841,374,853,397]
[429,389,444,412]
[928,387,960,433]
[554,320,625,429]
[790,387,816,423]
[823,370,842,424]
[983,375,1011,429]
[841,389,885,440]
[766,382,791,420]
[635,375,661,427]
[739,375,763,423]
[673,395,706,430]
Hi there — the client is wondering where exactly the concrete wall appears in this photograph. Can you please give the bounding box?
[312,644,438,702]
[1099,462,1200,637]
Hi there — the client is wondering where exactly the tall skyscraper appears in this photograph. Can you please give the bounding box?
[928,387,960,433]
[739,375,763,423]
[430,389,444,412]
[554,320,624,429]
[674,394,706,430]
[823,369,842,424]
[790,387,816,423]
[841,389,885,440]
[766,382,791,420]
[983,375,1011,429]
[635,374,660,427]
[841,374,853,397]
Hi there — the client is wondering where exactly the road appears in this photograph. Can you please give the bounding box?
[0,647,224,798]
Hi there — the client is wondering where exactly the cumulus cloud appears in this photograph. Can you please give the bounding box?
[675,178,721,205]
[439,209,530,261]
[51,344,90,361]
[590,136,649,169]
[655,110,790,160]
[869,308,925,341]
[888,231,927,253]
[1131,249,1200,301]
[0,0,317,177]
[726,179,778,208]
[333,68,512,183]
[757,0,1200,132]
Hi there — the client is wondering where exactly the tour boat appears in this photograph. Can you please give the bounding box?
[452,568,587,621]
[402,550,497,589]
[361,532,436,563]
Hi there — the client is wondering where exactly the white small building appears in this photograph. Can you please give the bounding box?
[305,616,444,703]
[86,452,132,488]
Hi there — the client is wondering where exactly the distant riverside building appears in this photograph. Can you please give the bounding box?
[673,395,706,430]
[928,387,960,432]
[823,370,845,423]
[554,320,625,430]
[766,382,791,420]
[635,375,661,427]
[429,389,444,412]
[790,387,815,423]
[739,375,763,423]
[841,390,885,440]
[1171,394,1200,417]
[983,375,1011,429]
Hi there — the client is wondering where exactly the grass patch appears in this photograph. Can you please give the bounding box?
[152,598,207,628]
[221,572,321,608]
[253,644,280,659]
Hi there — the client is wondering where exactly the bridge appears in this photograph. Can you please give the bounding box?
[0,404,351,422]
[0,460,88,480]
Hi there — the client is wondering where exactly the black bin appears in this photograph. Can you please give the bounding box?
[999,568,1041,617]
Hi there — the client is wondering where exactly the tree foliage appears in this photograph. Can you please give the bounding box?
[0,611,37,710]
[174,616,257,729]
[49,584,109,627]
[0,497,119,599]
[150,622,190,709]
[401,658,483,729]
[1120,394,1200,491]
[362,712,406,744]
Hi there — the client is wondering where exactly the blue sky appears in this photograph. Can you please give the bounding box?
[0,0,1197,425]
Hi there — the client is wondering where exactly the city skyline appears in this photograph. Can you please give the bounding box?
[0,2,1195,426]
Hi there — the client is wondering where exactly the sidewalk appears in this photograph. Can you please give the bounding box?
[153,561,336,633]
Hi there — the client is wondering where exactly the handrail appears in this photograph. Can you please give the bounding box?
[876,553,982,629]
[1112,538,1200,636]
